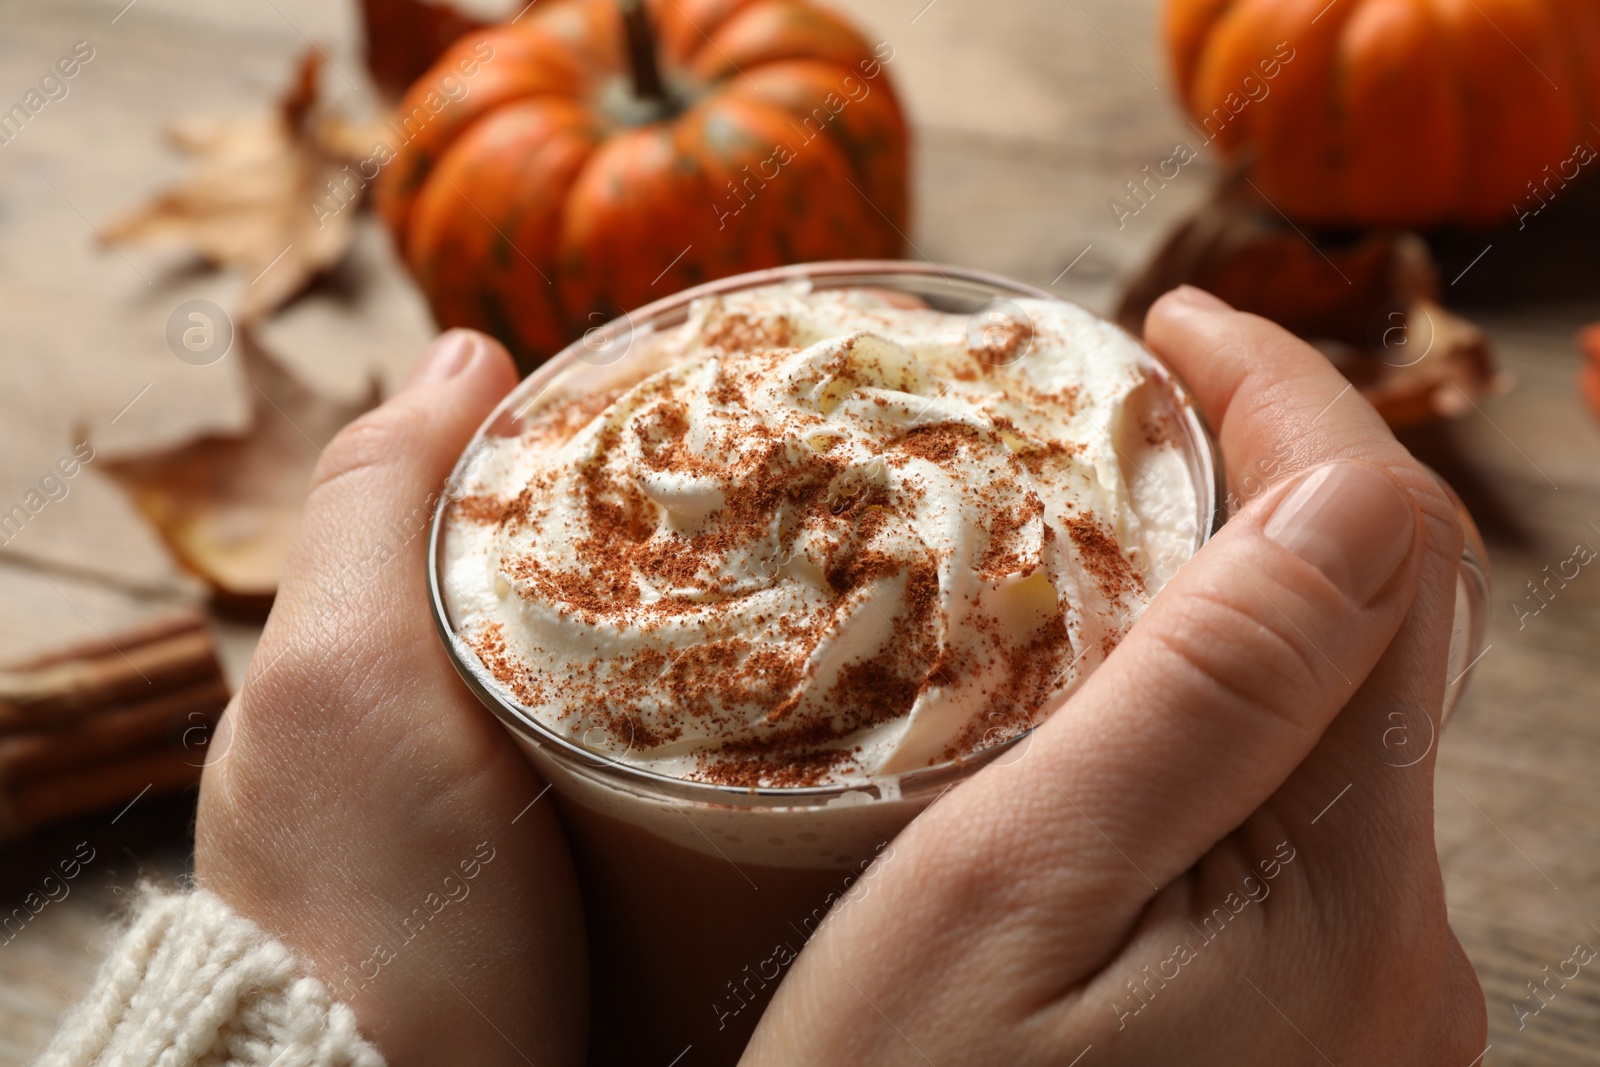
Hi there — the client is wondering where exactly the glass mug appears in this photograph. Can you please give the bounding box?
[427,261,1487,1065]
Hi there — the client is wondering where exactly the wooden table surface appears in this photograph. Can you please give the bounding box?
[2,0,1597,1062]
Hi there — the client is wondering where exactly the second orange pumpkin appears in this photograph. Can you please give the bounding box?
[1165,0,1600,228]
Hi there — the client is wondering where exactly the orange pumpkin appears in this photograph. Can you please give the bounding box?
[375,0,908,365]
[1164,0,1600,227]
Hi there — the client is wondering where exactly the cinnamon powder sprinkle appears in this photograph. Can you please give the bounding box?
[450,298,1164,788]
[968,318,1034,366]
[451,494,508,525]
[894,423,979,465]
[1062,514,1145,602]
[1142,413,1176,446]
[701,311,794,354]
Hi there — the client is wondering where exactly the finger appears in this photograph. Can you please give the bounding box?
[1145,285,1381,485]
[198,333,591,1066]
[776,456,1429,1039]
[1023,457,1424,891]
[924,296,1445,931]
[1145,288,1463,844]
[1145,286,1432,513]
[242,329,518,734]
[294,326,519,595]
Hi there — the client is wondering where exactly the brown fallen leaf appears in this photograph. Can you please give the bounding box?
[1117,174,1509,431]
[1322,300,1503,430]
[99,333,377,614]
[359,0,489,101]
[102,50,380,323]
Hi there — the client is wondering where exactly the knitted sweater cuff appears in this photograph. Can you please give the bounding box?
[34,887,385,1067]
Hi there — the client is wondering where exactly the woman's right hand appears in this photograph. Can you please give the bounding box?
[743,287,1487,1065]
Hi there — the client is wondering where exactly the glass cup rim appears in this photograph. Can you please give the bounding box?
[427,259,1225,806]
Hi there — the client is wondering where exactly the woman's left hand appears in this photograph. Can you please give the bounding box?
[195,330,588,1067]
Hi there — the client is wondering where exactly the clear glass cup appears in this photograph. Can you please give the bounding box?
[426,260,1483,1065]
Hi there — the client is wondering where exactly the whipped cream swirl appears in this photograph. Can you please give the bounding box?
[441,285,1198,787]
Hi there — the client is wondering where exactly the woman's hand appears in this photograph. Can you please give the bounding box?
[195,332,588,1067]
[742,288,1488,1064]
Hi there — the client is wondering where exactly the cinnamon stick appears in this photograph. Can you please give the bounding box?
[0,611,220,732]
[8,743,205,831]
[0,676,229,780]
[0,605,230,838]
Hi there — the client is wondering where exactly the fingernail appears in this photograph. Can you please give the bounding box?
[1171,285,1231,313]
[1263,463,1417,603]
[408,330,481,386]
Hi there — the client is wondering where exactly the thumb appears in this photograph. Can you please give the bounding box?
[243,329,518,703]
[305,327,518,528]
[208,326,522,863]
[1025,458,1426,889]
[281,328,518,608]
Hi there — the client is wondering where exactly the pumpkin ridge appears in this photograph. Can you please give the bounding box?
[1166,0,1246,103]
[721,56,909,223]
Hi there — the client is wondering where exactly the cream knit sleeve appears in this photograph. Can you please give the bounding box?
[34,888,385,1067]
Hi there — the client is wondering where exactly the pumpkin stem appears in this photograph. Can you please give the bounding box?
[619,0,668,106]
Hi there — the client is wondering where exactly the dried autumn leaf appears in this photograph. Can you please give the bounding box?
[102,50,378,322]
[99,333,376,613]
[1117,174,1508,430]
[359,0,488,101]
[1323,300,1506,430]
